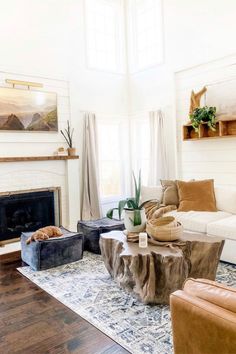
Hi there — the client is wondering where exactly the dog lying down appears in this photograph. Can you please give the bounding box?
[26,226,63,245]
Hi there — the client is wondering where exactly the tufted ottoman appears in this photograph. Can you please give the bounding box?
[21,227,83,271]
[77,217,124,254]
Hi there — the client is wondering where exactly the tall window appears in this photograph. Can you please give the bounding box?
[130,114,150,185]
[97,115,150,216]
[85,0,124,73]
[98,121,122,198]
[128,0,163,72]
[97,117,130,203]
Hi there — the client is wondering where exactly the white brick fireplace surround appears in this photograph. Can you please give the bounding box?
[0,70,81,255]
[0,157,80,254]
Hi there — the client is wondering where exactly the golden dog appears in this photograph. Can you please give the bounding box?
[26,226,63,245]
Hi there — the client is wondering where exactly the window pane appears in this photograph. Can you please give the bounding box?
[85,0,123,72]
[98,121,122,198]
[130,117,150,186]
[129,0,163,71]
[100,160,122,197]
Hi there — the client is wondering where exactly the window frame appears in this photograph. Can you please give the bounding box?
[84,0,126,75]
[127,0,164,74]
[130,112,150,186]
[97,115,131,205]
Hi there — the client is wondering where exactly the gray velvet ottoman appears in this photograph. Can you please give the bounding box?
[77,217,124,254]
[21,227,83,271]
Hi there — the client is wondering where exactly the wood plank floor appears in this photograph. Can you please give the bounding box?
[0,257,129,354]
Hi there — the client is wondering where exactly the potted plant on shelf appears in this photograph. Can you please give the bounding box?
[190,106,217,132]
[107,171,149,233]
[60,120,75,156]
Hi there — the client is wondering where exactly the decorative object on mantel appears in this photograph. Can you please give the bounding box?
[55,147,68,156]
[107,171,151,233]
[60,120,76,156]
[0,86,58,131]
[189,86,207,115]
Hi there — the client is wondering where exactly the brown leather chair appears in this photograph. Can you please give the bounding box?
[170,278,236,354]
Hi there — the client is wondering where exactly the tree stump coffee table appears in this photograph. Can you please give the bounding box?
[99,230,224,304]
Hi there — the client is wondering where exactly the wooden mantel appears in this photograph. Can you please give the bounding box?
[0,155,79,163]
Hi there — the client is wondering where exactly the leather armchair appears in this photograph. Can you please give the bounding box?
[170,278,236,354]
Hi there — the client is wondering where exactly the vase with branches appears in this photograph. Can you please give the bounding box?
[60,120,75,156]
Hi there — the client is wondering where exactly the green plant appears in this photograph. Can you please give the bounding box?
[190,106,217,132]
[60,120,74,148]
[106,171,149,226]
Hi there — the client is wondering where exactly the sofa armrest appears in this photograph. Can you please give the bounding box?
[170,290,236,354]
[184,278,236,313]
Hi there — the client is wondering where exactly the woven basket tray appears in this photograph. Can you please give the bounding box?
[146,216,183,241]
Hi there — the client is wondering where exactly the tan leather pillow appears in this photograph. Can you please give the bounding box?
[177,179,217,212]
[161,180,179,206]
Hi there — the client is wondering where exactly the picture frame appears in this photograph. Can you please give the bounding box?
[0,87,58,132]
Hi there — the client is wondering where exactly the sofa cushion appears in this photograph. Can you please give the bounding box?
[214,186,236,214]
[165,210,231,233]
[207,215,236,241]
[161,180,179,206]
[141,185,163,203]
[177,179,217,212]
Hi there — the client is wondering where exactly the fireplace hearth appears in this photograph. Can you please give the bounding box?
[0,190,57,242]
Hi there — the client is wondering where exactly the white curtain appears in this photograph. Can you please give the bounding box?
[148,110,168,185]
[81,112,102,220]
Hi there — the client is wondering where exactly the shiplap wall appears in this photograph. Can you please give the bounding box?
[0,70,70,156]
[0,70,81,230]
[175,55,236,186]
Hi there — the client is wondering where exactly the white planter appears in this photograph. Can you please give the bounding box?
[124,209,146,233]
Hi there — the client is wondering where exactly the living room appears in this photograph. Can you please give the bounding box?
[0,0,236,353]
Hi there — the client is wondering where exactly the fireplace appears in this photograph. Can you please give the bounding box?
[0,189,60,242]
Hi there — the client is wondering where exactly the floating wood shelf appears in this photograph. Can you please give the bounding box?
[183,118,236,140]
[0,155,79,163]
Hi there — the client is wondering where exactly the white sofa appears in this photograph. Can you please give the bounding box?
[141,185,236,264]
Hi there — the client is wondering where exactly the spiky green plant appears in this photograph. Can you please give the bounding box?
[60,120,74,148]
[106,171,149,226]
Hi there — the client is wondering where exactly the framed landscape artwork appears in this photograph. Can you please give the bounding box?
[0,87,58,131]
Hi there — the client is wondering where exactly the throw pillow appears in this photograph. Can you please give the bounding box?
[177,179,217,212]
[161,180,179,206]
[141,185,163,203]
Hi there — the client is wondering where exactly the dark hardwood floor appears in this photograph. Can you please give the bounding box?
[0,256,129,354]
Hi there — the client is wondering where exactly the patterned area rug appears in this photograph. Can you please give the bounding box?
[18,253,236,354]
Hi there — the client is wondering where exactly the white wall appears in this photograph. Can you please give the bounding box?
[0,0,128,222]
[1,0,236,220]
[176,55,236,186]
[128,0,236,180]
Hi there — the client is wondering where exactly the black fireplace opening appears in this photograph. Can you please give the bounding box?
[0,190,55,242]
